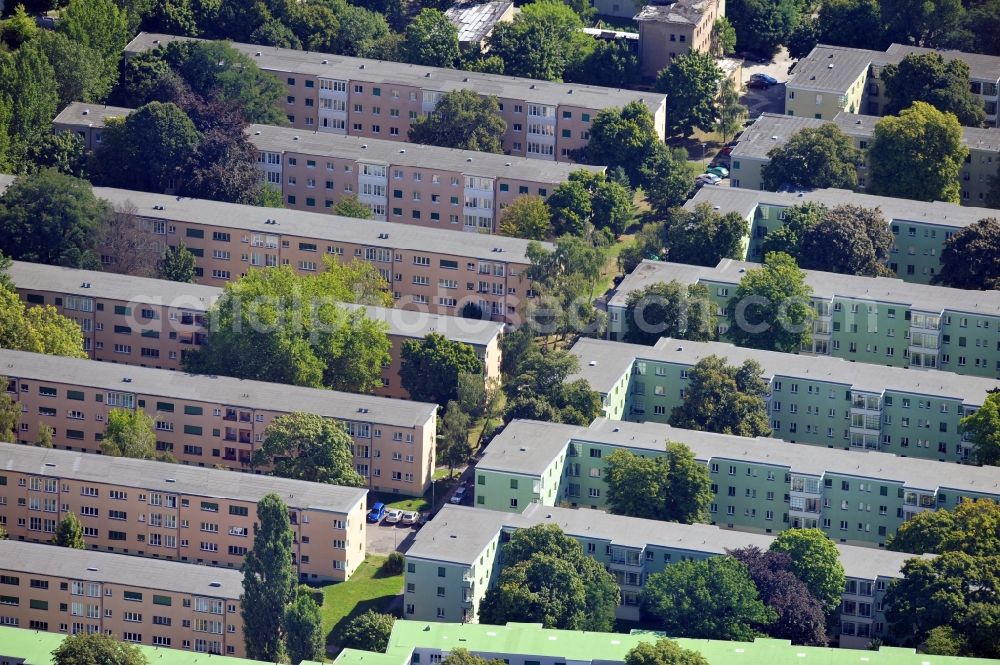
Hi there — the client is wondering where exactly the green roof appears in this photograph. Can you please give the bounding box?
[0,627,276,665]
[334,621,1000,665]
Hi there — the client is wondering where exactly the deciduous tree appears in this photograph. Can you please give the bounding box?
[639,144,696,217]
[35,423,54,448]
[711,17,737,56]
[0,376,20,442]
[157,243,197,283]
[669,355,772,437]
[340,610,396,652]
[284,589,324,665]
[254,412,365,486]
[726,251,815,353]
[498,196,552,240]
[439,401,473,476]
[625,639,709,665]
[868,102,968,203]
[488,0,589,81]
[716,77,748,143]
[817,0,886,49]
[32,31,113,109]
[605,442,713,523]
[52,633,147,665]
[0,288,87,359]
[58,0,131,84]
[769,528,845,615]
[102,409,158,460]
[883,53,985,127]
[622,281,715,345]
[664,203,748,267]
[798,205,893,276]
[0,170,106,269]
[333,195,374,220]
[656,52,722,138]
[933,217,1000,290]
[442,649,507,665]
[402,9,460,68]
[242,493,297,662]
[642,556,776,641]
[54,512,86,549]
[887,498,1000,556]
[408,90,505,153]
[565,40,640,88]
[581,101,662,186]
[100,201,161,277]
[762,124,863,191]
[959,390,1000,465]
[727,0,801,57]
[400,333,484,406]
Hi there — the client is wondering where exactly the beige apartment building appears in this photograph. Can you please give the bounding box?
[0,348,437,496]
[730,112,1000,206]
[787,43,1000,127]
[634,0,721,78]
[52,103,603,229]
[0,443,366,582]
[123,33,667,161]
[0,539,246,656]
[0,174,546,324]
[8,261,503,398]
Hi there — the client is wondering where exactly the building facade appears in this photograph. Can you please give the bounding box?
[123,33,667,161]
[567,336,998,463]
[0,176,546,324]
[0,443,367,582]
[473,419,1000,547]
[8,261,503,398]
[0,540,246,656]
[403,504,929,647]
[608,259,1000,378]
[686,185,996,284]
[729,112,1000,207]
[0,349,437,495]
[786,44,1000,127]
[634,0,721,79]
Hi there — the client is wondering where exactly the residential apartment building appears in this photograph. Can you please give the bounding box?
[0,175,546,324]
[729,112,1000,207]
[634,0,722,78]
[336,620,996,665]
[473,418,1000,547]
[8,261,503,398]
[403,504,929,647]
[607,258,1000,378]
[686,185,996,283]
[567,336,999,462]
[0,540,246,656]
[0,349,437,495]
[0,442,367,582]
[123,33,667,161]
[51,103,603,229]
[786,44,1000,127]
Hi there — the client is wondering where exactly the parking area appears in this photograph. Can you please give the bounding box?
[739,47,792,117]
[365,520,418,555]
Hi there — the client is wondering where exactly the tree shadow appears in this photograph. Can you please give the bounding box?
[326,592,402,649]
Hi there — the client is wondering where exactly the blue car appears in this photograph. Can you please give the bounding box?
[367,502,386,522]
[750,73,778,85]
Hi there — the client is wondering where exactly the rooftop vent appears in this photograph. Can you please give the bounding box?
[165,479,176,483]
[358,407,369,414]
[589,360,597,366]
[613,427,620,432]
[676,346,683,351]
[771,135,779,140]
[152,39,160,44]
[466,157,473,162]
[87,567,99,572]
[505,162,511,166]
[122,377,132,383]
[255,51,261,56]
[81,109,90,115]
[463,77,469,82]
[322,59,329,64]
[254,130,261,135]
[361,144,368,149]
[530,84,536,89]
[293,135,300,140]
[209,582,221,588]
[399,149,406,153]
[80,282,90,289]
[425,72,432,77]
[378,233,389,239]
[810,75,816,80]
[713,205,720,210]
[360,64,365,69]
[828,63,834,68]
[44,462,56,467]
[153,204,164,210]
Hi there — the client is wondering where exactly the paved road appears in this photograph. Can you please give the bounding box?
[366,520,418,555]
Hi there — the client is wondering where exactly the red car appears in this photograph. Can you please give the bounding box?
[719,146,734,157]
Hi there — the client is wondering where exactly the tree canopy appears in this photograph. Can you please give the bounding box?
[663,203,749,268]
[761,124,863,191]
[101,409,158,460]
[882,53,987,127]
[624,639,710,665]
[503,342,603,426]
[400,333,484,406]
[605,442,713,523]
[959,390,1000,466]
[581,101,662,186]
[284,589,324,665]
[868,102,968,203]
[887,499,1000,556]
[769,528,846,615]
[656,52,722,138]
[408,90,506,153]
[487,0,590,81]
[340,610,396,652]
[641,556,777,641]
[0,285,87,359]
[54,512,86,549]
[253,412,365,486]
[184,263,392,392]
[726,252,815,353]
[668,355,772,437]
[727,0,802,57]
[933,217,1000,290]
[402,9,460,68]
[52,633,148,665]
[622,281,716,345]
[497,196,552,240]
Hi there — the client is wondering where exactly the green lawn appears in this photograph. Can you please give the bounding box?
[317,555,403,648]
[595,236,634,297]
[371,474,459,513]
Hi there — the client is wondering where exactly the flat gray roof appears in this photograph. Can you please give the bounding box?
[0,539,243,598]
[8,261,503,347]
[124,33,666,114]
[52,101,132,127]
[568,336,998,404]
[0,348,436,429]
[480,417,1000,497]
[70,180,548,263]
[633,0,714,25]
[786,45,875,93]
[0,441,367,513]
[248,124,601,182]
[877,44,1000,82]
[408,505,926,579]
[687,184,994,230]
[732,112,1000,160]
[444,0,513,44]
[607,258,1000,317]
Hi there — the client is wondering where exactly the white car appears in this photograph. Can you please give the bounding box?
[384,509,403,524]
[401,511,419,525]
[696,173,722,186]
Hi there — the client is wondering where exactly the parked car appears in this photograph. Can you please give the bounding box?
[706,166,729,178]
[719,146,735,157]
[750,72,778,85]
[384,508,403,524]
[450,485,467,504]
[695,173,722,186]
[401,510,419,525]
[366,502,386,523]
[415,512,430,529]
[747,78,771,90]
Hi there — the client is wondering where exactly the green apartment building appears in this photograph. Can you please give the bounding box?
[729,112,1000,208]
[685,185,996,285]
[474,418,1000,547]
[335,620,1000,665]
[607,259,1000,379]
[567,337,999,463]
[402,504,931,648]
